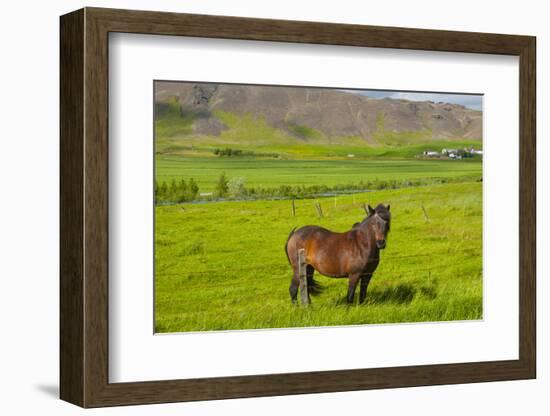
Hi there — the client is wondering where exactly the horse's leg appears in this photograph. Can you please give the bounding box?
[347,273,361,304]
[289,267,300,304]
[359,273,373,304]
[306,265,315,302]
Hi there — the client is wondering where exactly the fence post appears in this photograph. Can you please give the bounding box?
[291,199,296,217]
[298,248,309,305]
[314,202,324,218]
[421,204,430,222]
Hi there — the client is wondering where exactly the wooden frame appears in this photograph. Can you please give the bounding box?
[60,7,536,408]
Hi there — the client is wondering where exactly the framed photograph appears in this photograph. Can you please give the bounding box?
[60,7,536,408]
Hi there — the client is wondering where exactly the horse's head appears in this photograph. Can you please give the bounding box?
[365,203,391,249]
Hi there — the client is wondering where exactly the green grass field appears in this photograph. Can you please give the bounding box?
[155,181,482,332]
[156,137,482,160]
[156,156,482,193]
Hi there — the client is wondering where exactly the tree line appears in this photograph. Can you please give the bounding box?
[155,178,199,203]
[155,173,479,205]
[212,147,279,158]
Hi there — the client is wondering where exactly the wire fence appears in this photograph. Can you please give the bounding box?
[156,198,482,293]
[155,247,482,291]
[157,247,479,274]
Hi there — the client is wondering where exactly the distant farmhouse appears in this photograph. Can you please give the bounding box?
[422,150,440,158]
[442,148,461,159]
[421,147,483,160]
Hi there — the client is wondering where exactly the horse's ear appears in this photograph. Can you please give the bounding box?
[386,204,390,211]
[367,205,375,215]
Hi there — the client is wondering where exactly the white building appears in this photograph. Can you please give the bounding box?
[442,148,458,156]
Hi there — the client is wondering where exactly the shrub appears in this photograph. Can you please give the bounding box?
[228,177,247,197]
[216,172,229,197]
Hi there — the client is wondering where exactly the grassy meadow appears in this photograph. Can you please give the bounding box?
[156,156,481,193]
[155,182,482,332]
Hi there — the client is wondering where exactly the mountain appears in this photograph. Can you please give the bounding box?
[154,81,482,144]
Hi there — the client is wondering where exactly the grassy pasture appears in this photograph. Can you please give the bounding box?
[155,181,482,333]
[156,137,482,159]
[156,156,482,193]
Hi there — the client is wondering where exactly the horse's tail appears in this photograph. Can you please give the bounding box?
[307,274,324,296]
[284,227,297,265]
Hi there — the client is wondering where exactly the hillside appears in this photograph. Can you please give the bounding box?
[154,81,482,145]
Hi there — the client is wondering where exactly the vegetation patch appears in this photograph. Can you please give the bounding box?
[212,147,279,158]
[287,122,323,140]
[154,97,196,137]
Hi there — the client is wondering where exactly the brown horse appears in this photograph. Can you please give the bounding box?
[285,203,391,304]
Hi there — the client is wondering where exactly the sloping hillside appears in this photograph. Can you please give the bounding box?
[154,81,482,144]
